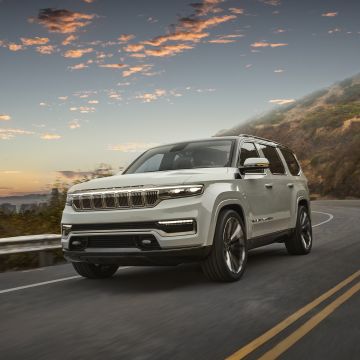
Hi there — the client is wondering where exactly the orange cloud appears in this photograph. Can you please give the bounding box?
[208,39,235,44]
[179,14,236,32]
[136,89,167,103]
[40,133,61,140]
[99,63,127,69]
[32,8,96,34]
[322,12,338,17]
[8,43,24,51]
[208,33,243,43]
[20,37,49,46]
[129,53,146,58]
[123,43,144,52]
[62,34,78,45]
[0,128,34,140]
[69,63,88,70]
[118,34,135,43]
[145,44,193,57]
[0,114,11,121]
[143,31,209,46]
[229,7,244,14]
[190,0,224,16]
[123,64,152,77]
[36,45,56,54]
[70,106,96,113]
[251,41,288,48]
[63,47,93,58]
[269,99,295,105]
[68,120,81,129]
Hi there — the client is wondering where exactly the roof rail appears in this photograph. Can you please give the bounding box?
[238,134,281,145]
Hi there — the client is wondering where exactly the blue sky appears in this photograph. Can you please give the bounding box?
[0,0,359,195]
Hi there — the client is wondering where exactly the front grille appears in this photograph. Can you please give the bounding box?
[72,189,160,211]
[69,234,160,250]
[87,235,136,248]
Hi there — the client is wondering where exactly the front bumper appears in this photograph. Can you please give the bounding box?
[61,195,213,251]
[63,246,211,266]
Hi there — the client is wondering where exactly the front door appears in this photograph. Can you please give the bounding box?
[237,142,276,239]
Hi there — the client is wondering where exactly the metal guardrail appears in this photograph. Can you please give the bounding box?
[0,234,62,266]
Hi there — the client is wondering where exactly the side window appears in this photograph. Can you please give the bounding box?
[258,144,286,175]
[280,148,301,176]
[238,142,260,166]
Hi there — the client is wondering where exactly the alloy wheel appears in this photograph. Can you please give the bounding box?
[223,217,246,274]
[300,211,312,249]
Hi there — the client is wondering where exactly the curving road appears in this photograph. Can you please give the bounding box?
[0,200,359,360]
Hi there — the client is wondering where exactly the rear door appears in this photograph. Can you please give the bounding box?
[279,148,303,227]
[256,143,292,231]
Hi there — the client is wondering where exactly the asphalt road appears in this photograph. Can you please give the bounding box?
[0,200,359,360]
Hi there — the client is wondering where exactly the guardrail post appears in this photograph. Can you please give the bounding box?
[38,251,54,267]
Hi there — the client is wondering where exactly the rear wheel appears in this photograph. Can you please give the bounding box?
[201,209,247,282]
[285,205,312,255]
[72,262,119,279]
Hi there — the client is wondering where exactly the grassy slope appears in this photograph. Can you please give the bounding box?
[218,75,360,198]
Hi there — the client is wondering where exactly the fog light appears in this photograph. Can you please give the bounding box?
[69,237,87,250]
[142,239,153,245]
[157,219,196,234]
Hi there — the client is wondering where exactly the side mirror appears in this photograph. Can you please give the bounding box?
[241,157,269,172]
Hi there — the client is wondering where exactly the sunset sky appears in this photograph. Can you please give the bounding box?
[1,0,359,196]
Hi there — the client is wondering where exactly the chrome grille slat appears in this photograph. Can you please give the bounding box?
[71,189,160,211]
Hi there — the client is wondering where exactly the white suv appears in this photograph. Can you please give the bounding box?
[61,135,312,282]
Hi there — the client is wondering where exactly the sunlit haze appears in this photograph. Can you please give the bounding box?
[1,0,359,195]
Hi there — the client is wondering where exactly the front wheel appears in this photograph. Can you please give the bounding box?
[285,205,313,255]
[72,262,119,279]
[201,209,248,282]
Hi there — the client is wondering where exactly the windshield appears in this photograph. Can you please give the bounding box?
[125,139,235,174]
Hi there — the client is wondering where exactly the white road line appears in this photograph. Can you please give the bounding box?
[312,211,334,228]
[0,276,81,294]
[0,266,131,295]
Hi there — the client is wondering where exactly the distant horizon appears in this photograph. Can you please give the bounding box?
[1,0,360,196]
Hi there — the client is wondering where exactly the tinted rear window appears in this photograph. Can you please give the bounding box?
[280,148,301,176]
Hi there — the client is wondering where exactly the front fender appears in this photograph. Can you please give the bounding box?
[201,182,250,246]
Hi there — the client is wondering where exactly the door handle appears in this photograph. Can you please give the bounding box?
[265,183,273,189]
[287,183,294,188]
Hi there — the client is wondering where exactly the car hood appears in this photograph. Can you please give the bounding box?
[69,168,234,193]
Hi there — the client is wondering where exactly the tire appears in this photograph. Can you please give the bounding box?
[72,262,119,279]
[201,209,248,282]
[285,205,313,255]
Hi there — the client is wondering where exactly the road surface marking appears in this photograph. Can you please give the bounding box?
[226,269,360,360]
[0,267,130,295]
[258,281,360,360]
[0,276,81,294]
[311,211,334,228]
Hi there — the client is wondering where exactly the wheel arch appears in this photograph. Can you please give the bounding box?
[208,199,248,246]
[296,197,311,221]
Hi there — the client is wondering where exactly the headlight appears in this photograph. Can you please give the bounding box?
[65,193,73,206]
[61,224,72,237]
[159,185,204,199]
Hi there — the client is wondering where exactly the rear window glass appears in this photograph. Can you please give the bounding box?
[280,148,301,176]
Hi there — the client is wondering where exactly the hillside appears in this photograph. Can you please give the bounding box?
[218,75,360,198]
